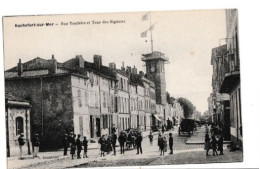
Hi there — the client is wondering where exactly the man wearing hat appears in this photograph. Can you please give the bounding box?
[82,136,88,158]
[63,134,69,156]
[32,134,40,158]
[76,134,82,159]
[18,133,25,159]
[169,133,173,154]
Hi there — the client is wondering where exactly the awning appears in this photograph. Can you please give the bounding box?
[153,114,161,121]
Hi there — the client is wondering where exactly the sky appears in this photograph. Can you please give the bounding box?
[3,9,226,113]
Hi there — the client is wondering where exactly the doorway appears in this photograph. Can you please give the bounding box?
[96,118,101,137]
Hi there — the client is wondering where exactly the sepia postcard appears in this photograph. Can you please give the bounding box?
[3,9,242,169]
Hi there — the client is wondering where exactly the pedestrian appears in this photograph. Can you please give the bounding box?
[111,132,117,155]
[205,132,211,156]
[148,131,153,146]
[18,133,25,160]
[163,135,167,152]
[63,134,69,156]
[135,132,143,154]
[32,134,40,158]
[162,125,165,134]
[76,134,82,159]
[70,134,76,160]
[205,124,209,133]
[211,135,218,156]
[118,131,127,154]
[112,124,117,134]
[82,136,88,158]
[127,131,133,149]
[106,135,112,154]
[68,132,74,147]
[169,133,173,154]
[98,135,106,157]
[158,134,165,156]
[217,135,224,155]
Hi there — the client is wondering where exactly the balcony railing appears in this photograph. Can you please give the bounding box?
[218,48,240,93]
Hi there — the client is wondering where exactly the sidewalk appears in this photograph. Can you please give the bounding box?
[186,126,231,145]
[7,141,100,169]
[7,129,168,169]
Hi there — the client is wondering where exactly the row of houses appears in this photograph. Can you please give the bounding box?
[209,9,242,149]
[5,51,184,156]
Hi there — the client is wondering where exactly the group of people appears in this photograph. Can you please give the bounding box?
[17,128,174,160]
[156,132,173,156]
[98,130,144,156]
[204,129,224,156]
[63,133,89,160]
[17,133,40,160]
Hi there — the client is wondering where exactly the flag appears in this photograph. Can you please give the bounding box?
[141,30,147,38]
[141,12,150,21]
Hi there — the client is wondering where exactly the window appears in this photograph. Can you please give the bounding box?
[94,92,98,108]
[78,90,82,107]
[103,115,108,128]
[85,91,88,106]
[16,117,24,135]
[103,92,106,107]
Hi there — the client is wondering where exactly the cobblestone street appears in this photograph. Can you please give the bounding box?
[7,127,242,169]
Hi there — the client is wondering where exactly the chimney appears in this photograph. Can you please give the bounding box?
[76,55,85,68]
[131,65,137,74]
[126,66,131,75]
[121,62,125,71]
[93,55,102,69]
[52,54,55,59]
[17,59,23,76]
[48,56,57,74]
[109,62,116,70]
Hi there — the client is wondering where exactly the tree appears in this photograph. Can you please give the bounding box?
[178,97,196,119]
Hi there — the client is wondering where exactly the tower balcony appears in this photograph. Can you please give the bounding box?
[142,51,169,62]
[218,48,240,93]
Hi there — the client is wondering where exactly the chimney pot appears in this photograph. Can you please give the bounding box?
[17,59,23,76]
[93,55,102,69]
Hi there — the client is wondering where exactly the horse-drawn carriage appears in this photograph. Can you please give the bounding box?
[123,128,140,149]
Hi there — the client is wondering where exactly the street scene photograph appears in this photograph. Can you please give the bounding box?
[3,9,242,169]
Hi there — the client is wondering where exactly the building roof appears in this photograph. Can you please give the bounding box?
[141,51,169,61]
[5,93,31,108]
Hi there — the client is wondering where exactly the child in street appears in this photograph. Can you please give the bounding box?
[218,135,224,155]
[169,133,173,154]
[83,136,88,158]
[148,131,153,146]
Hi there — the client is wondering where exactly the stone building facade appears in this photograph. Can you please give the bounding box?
[210,9,241,148]
[5,51,184,150]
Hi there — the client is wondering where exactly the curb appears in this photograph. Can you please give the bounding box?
[9,156,70,169]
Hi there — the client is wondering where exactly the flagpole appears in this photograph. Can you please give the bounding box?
[149,12,153,53]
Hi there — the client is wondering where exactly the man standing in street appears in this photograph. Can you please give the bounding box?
[135,132,143,154]
[63,134,69,156]
[118,131,127,154]
[148,131,153,146]
[76,134,82,159]
[18,133,25,160]
[111,132,117,155]
[169,133,173,154]
[83,136,88,158]
[32,134,40,158]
